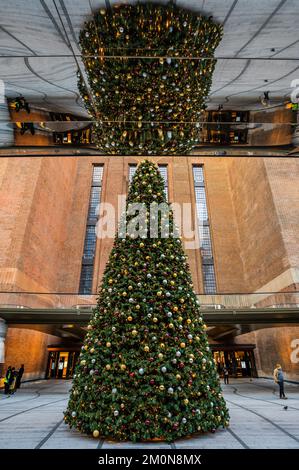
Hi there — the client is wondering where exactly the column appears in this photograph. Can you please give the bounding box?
[0,318,8,377]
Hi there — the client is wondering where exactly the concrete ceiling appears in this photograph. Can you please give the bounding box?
[0,0,298,116]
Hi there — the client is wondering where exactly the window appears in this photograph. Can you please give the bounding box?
[129,164,168,200]
[79,165,103,294]
[193,165,217,294]
[129,164,137,183]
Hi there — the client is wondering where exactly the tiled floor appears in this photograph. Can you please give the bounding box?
[0,378,298,449]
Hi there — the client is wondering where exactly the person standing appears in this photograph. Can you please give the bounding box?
[16,364,24,389]
[9,367,17,395]
[223,366,229,385]
[3,366,12,395]
[274,363,287,399]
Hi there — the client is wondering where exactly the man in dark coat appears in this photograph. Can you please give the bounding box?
[16,364,25,389]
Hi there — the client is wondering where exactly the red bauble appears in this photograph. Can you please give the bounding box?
[130,372,135,377]
[179,362,185,368]
[145,419,151,426]
[150,379,155,385]
[149,357,154,362]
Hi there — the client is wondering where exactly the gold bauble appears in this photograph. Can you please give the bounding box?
[160,343,165,349]
[159,385,165,391]
[153,317,158,323]
[106,342,111,348]
[178,316,183,322]
[120,364,126,370]
[158,353,163,359]
[140,242,144,248]
[176,374,181,380]
[105,364,111,370]
[93,430,100,438]
[184,399,189,405]
[157,291,162,297]
[132,330,138,336]
[127,316,133,322]
[187,319,191,324]
[90,348,94,353]
[168,323,174,329]
[173,306,178,312]
[180,342,186,348]
[128,285,133,290]
[135,305,140,310]
[144,346,150,352]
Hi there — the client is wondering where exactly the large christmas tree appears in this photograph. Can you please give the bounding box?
[78,2,223,155]
[65,160,229,442]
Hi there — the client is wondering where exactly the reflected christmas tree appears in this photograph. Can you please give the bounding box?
[78,2,223,155]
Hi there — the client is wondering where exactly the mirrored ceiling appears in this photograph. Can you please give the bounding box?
[0,0,298,153]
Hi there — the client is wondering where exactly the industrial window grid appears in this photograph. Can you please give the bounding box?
[129,164,168,200]
[193,165,217,294]
[79,165,103,294]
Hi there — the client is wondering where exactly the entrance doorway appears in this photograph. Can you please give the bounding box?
[46,349,79,379]
[212,345,257,378]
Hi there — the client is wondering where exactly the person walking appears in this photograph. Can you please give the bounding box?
[223,366,229,385]
[16,364,24,389]
[3,366,12,395]
[274,363,287,399]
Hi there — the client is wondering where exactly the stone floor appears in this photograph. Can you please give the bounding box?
[0,378,299,449]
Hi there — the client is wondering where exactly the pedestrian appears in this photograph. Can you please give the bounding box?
[223,366,229,385]
[273,363,287,399]
[8,367,17,395]
[3,366,12,395]
[16,364,24,389]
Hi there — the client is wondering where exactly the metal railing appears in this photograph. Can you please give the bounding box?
[0,291,298,311]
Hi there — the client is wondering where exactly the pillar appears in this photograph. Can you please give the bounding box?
[0,318,8,377]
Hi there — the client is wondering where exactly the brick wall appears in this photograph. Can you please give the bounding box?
[234,327,299,382]
[4,328,60,381]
